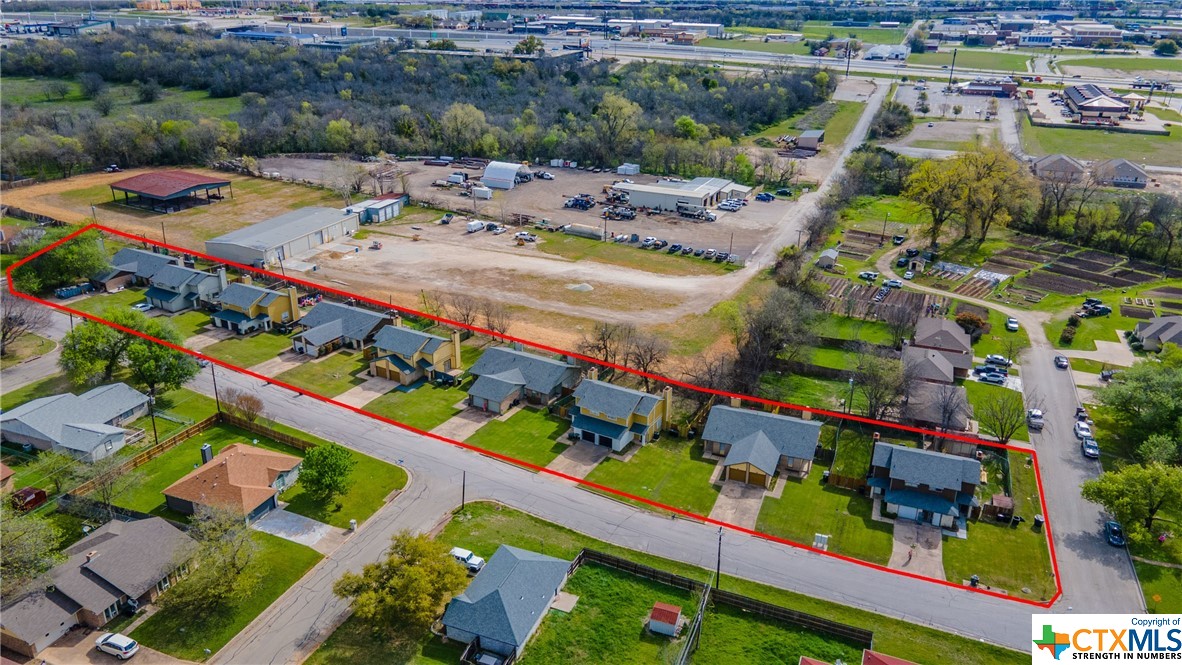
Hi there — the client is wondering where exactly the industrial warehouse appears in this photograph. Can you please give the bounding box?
[204,207,359,268]
[612,177,751,212]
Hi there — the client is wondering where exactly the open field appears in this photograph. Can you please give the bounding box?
[203,330,295,368]
[701,37,810,56]
[363,380,472,432]
[274,350,369,397]
[1019,116,1182,166]
[439,502,1025,665]
[1,76,244,118]
[801,21,909,44]
[1061,57,1182,74]
[908,50,1030,71]
[535,233,735,276]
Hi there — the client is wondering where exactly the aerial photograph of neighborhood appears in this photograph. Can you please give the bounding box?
[1,0,1180,663]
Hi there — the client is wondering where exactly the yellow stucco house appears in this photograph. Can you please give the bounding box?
[369,322,463,386]
[211,279,301,334]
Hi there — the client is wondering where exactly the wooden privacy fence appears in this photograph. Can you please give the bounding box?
[220,413,317,451]
[70,415,218,496]
[826,473,867,492]
[577,549,703,594]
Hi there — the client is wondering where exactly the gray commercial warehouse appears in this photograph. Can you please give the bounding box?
[204,207,359,267]
[614,177,751,211]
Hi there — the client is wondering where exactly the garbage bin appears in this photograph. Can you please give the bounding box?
[1033,514,1044,531]
[970,574,979,588]
[822,470,831,484]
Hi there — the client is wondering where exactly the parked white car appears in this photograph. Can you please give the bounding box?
[96,633,139,660]
[1073,421,1093,440]
[450,547,486,573]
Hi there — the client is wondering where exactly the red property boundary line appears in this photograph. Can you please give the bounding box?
[6,223,1062,608]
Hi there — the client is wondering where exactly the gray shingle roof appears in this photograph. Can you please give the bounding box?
[468,347,579,395]
[872,442,981,492]
[1031,153,1086,176]
[151,265,215,291]
[0,383,148,450]
[373,325,449,358]
[109,247,179,280]
[0,590,80,645]
[468,370,526,404]
[1134,315,1182,351]
[572,379,660,421]
[219,282,281,310]
[721,430,782,474]
[702,405,822,463]
[902,382,972,430]
[902,345,954,384]
[206,207,353,251]
[442,545,569,649]
[56,423,125,453]
[299,302,389,343]
[912,318,972,354]
[298,320,343,347]
[1094,159,1148,181]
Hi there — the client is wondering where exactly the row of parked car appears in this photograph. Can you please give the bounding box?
[972,354,1013,385]
[638,236,735,261]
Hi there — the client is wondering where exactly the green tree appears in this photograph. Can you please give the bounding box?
[333,531,468,634]
[424,39,458,51]
[0,503,64,596]
[905,159,965,248]
[439,103,490,157]
[1096,361,1182,444]
[1081,463,1182,544]
[591,92,641,165]
[324,118,354,153]
[162,506,259,614]
[299,443,357,502]
[1154,39,1179,56]
[59,308,151,384]
[868,100,913,139]
[27,450,83,495]
[1137,434,1182,466]
[512,35,545,55]
[11,229,109,295]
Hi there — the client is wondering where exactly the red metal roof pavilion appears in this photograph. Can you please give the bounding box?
[109,170,232,212]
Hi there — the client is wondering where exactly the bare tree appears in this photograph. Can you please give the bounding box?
[481,300,512,336]
[882,303,920,348]
[327,158,369,207]
[418,290,444,319]
[84,455,141,520]
[679,351,737,411]
[854,353,905,420]
[445,293,482,329]
[624,332,670,392]
[577,322,635,366]
[0,294,51,357]
[977,388,1028,444]
[733,288,817,395]
[223,387,265,423]
[924,383,972,451]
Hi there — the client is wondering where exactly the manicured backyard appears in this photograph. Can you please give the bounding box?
[363,379,472,432]
[518,565,696,665]
[274,350,368,397]
[756,467,894,565]
[583,437,721,516]
[68,288,149,315]
[463,407,570,468]
[439,502,1026,665]
[813,315,895,346]
[202,330,294,368]
[130,531,322,661]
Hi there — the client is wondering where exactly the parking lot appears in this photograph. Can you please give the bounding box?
[1021,88,1173,131]
[893,82,1001,120]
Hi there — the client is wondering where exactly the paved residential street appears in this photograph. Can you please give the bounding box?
[193,367,1040,664]
[0,306,71,392]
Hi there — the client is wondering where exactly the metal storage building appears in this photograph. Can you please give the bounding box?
[481,161,530,190]
[204,207,359,267]
[613,177,746,211]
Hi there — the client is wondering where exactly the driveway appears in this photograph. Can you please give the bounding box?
[889,521,945,580]
[34,628,191,665]
[1058,334,1135,367]
[184,326,234,352]
[247,350,305,375]
[708,480,766,530]
[430,408,497,440]
[544,440,610,479]
[251,508,346,555]
[334,376,395,408]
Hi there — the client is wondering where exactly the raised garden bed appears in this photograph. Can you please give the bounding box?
[1073,250,1123,266]
[1160,301,1182,313]
[1057,255,1113,274]
[1107,269,1160,284]
[1146,286,1182,298]
[1009,234,1044,248]
[1037,242,1077,255]
[1044,263,1132,288]
[983,257,1035,272]
[998,248,1053,264]
[953,278,996,299]
[1020,272,1096,295]
[1119,305,1157,319]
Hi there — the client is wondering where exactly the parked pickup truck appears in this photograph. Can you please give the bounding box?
[1026,409,1045,431]
[450,547,486,573]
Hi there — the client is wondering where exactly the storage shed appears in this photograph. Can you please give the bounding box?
[482,161,531,190]
[815,248,839,269]
[348,193,408,224]
[648,602,682,636]
[204,207,359,267]
[797,129,825,150]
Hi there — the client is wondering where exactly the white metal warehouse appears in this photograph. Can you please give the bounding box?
[481,161,530,190]
[204,207,359,267]
[614,177,751,211]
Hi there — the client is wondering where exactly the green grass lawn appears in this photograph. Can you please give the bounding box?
[1069,356,1126,374]
[130,531,321,661]
[971,306,1032,358]
[802,20,909,43]
[70,288,149,315]
[963,380,1030,441]
[701,37,810,56]
[518,564,699,665]
[274,350,368,397]
[304,613,462,665]
[0,373,80,410]
[536,234,732,276]
[583,437,721,516]
[170,311,214,339]
[827,425,877,478]
[1136,562,1182,614]
[838,195,920,227]
[808,345,860,371]
[0,333,54,369]
[909,50,1030,71]
[822,101,868,150]
[202,331,294,368]
[1044,311,1134,351]
[695,602,863,665]
[441,502,1025,665]
[756,467,894,565]
[813,315,895,346]
[462,407,569,468]
[943,453,1055,602]
[1,444,55,495]
[1062,57,1182,73]
[1020,116,1182,166]
[761,373,867,413]
[363,380,472,432]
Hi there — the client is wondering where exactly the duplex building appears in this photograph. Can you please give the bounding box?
[0,517,196,658]
[292,302,393,357]
[1092,159,1149,189]
[441,545,571,661]
[145,265,226,313]
[0,383,149,462]
[212,280,301,334]
[205,207,360,267]
[94,247,180,291]
[1031,154,1087,181]
[569,379,671,452]
[868,441,981,533]
[702,405,822,488]
[467,346,581,414]
[369,323,462,385]
[163,443,302,522]
[910,318,973,376]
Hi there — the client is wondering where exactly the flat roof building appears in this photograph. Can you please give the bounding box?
[204,207,359,268]
[614,177,749,211]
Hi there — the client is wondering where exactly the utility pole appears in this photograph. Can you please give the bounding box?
[160,219,168,246]
[461,470,466,509]
[947,48,958,91]
[210,362,222,414]
[715,527,723,590]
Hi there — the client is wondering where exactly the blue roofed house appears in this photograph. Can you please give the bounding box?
[0,383,150,462]
[441,545,571,661]
[868,441,981,535]
[145,265,226,313]
[701,405,823,488]
[291,301,393,357]
[569,377,672,452]
[467,346,581,414]
[93,247,180,292]
[368,322,462,385]
[211,279,301,334]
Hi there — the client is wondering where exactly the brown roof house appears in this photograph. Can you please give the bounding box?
[163,443,301,522]
[0,517,196,658]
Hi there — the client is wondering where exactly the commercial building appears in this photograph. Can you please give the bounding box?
[47,19,113,37]
[481,161,532,190]
[205,207,359,267]
[348,193,407,224]
[863,44,910,60]
[1061,22,1123,45]
[614,177,750,211]
[1063,84,1131,122]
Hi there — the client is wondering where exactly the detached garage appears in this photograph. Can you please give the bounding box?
[204,207,359,267]
[481,161,531,190]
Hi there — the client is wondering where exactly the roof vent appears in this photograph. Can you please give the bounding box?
[86,551,98,563]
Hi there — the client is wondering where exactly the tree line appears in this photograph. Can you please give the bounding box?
[1,27,834,183]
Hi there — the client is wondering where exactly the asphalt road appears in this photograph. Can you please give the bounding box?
[0,303,71,393]
[192,366,1039,665]
[873,256,1145,614]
